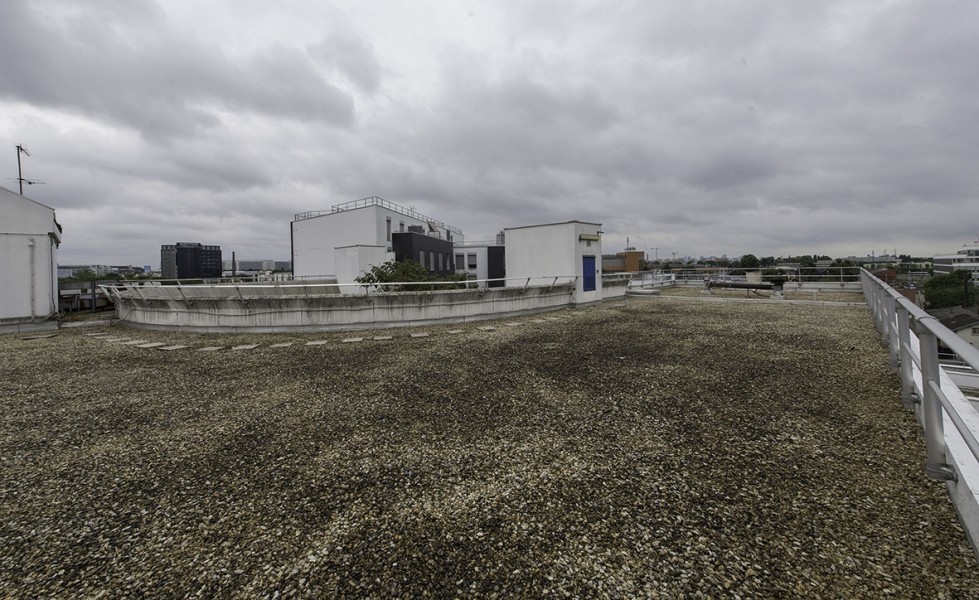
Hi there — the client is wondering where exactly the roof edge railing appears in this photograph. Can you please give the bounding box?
[100,275,584,297]
[862,268,979,481]
[294,196,463,236]
[863,268,979,562]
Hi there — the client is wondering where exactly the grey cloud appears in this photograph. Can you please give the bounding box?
[233,44,355,123]
[308,30,382,94]
[7,0,979,266]
[685,148,779,191]
[414,70,621,176]
[0,2,355,141]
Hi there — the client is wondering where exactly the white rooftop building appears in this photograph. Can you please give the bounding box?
[290,197,463,279]
[1,186,62,331]
[933,244,979,279]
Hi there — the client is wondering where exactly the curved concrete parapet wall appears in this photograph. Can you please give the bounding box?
[108,283,579,333]
[600,277,630,298]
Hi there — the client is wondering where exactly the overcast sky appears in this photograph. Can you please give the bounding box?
[3,0,978,267]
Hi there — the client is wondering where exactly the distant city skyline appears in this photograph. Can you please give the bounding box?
[57,249,940,275]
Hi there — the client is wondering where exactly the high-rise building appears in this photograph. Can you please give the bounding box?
[161,242,222,279]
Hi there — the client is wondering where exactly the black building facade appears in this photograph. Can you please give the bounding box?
[487,246,506,287]
[392,231,455,276]
[161,242,222,279]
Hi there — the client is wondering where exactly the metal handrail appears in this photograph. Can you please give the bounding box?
[931,381,979,465]
[293,196,464,235]
[666,266,861,280]
[862,269,979,481]
[868,273,979,369]
[101,275,582,298]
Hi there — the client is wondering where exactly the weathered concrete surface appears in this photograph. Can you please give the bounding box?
[600,277,630,298]
[110,284,578,333]
[0,319,58,335]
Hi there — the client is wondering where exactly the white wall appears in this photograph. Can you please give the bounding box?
[292,205,463,278]
[0,187,60,324]
[504,221,602,304]
[334,245,393,295]
[957,327,979,348]
[455,245,489,284]
[292,207,377,278]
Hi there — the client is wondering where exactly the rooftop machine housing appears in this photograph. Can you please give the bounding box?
[504,220,603,305]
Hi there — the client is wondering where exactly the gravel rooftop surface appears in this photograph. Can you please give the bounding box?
[3,299,978,598]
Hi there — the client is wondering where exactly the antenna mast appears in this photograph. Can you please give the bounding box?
[14,145,45,193]
[16,145,30,194]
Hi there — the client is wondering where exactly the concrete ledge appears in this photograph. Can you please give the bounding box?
[111,285,580,333]
[0,319,59,335]
[601,278,630,298]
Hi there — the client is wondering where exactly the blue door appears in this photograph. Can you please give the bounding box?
[583,255,596,291]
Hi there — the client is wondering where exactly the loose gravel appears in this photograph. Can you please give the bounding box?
[2,300,978,598]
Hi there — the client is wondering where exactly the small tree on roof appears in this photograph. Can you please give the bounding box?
[355,259,464,291]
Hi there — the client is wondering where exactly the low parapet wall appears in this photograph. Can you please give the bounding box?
[108,283,578,333]
[0,317,59,335]
[601,277,630,298]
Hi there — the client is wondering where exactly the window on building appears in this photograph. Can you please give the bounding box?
[418,251,425,267]
[455,254,464,270]
[972,326,979,335]
[467,254,477,269]
[386,218,392,242]
[429,252,436,269]
[400,221,405,232]
[437,254,443,271]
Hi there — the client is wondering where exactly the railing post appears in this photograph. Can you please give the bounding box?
[885,295,899,366]
[896,304,916,410]
[868,282,879,326]
[915,317,957,481]
[878,291,890,344]
[874,285,887,332]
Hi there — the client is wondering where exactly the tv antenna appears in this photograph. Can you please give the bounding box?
[14,145,45,194]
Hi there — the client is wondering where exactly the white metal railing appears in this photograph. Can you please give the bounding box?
[621,270,675,287]
[293,196,464,236]
[113,274,299,286]
[601,271,639,282]
[352,275,578,293]
[101,275,580,300]
[862,269,979,481]
[666,266,862,284]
